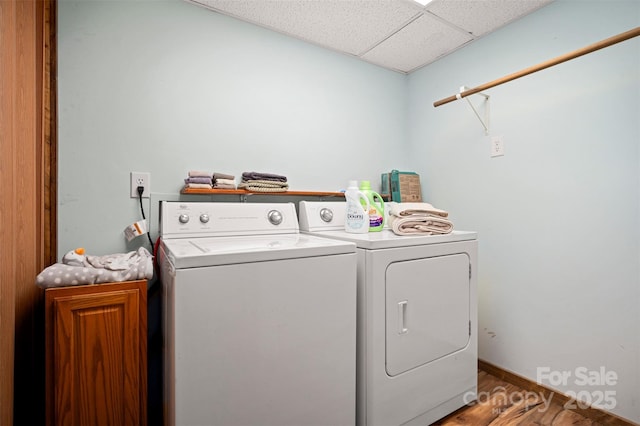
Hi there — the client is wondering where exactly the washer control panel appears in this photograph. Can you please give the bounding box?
[298,201,346,232]
[160,202,299,238]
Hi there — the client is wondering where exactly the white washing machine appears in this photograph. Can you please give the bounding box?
[158,201,357,426]
[299,201,478,426]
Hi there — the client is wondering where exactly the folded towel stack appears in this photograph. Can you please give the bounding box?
[388,202,453,236]
[238,171,289,192]
[213,172,236,189]
[184,170,213,189]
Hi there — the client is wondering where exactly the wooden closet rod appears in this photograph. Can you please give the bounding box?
[433,26,640,108]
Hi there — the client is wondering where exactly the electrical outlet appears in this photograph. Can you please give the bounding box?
[130,172,150,198]
[491,136,505,157]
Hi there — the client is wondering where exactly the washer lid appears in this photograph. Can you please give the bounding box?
[161,233,356,268]
[303,229,477,250]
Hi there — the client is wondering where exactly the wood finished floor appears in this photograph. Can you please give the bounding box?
[431,370,624,426]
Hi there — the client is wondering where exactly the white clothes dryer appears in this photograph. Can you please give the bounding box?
[158,201,357,426]
[299,201,478,426]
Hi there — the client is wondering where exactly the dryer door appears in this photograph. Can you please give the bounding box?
[385,253,470,376]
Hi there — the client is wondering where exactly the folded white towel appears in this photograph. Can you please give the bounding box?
[389,202,449,218]
[184,183,212,189]
[389,214,453,236]
[214,178,235,185]
[213,183,236,189]
[188,170,212,178]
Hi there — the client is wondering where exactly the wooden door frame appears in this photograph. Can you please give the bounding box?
[42,0,57,268]
[0,0,56,423]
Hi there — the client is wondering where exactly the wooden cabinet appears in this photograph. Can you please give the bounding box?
[45,280,147,426]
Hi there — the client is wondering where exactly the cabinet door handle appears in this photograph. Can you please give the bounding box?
[398,301,408,334]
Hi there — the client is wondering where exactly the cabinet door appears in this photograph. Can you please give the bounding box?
[46,281,147,426]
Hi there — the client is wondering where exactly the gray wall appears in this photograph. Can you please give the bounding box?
[58,0,639,422]
[58,0,408,255]
[408,0,639,422]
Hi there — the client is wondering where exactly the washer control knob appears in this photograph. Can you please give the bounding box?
[319,208,333,223]
[200,214,210,223]
[178,214,190,224]
[267,210,283,226]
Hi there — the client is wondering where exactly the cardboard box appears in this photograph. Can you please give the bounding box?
[381,170,422,202]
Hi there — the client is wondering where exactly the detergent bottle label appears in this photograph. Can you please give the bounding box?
[347,211,366,228]
[368,208,384,228]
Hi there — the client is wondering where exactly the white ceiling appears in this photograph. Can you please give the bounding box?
[187,0,554,74]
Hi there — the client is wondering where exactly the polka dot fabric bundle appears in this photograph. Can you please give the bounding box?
[36,247,153,288]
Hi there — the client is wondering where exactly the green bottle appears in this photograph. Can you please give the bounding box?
[359,180,385,232]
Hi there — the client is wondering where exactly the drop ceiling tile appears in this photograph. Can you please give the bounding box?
[361,13,473,73]
[426,0,553,37]
[190,0,423,56]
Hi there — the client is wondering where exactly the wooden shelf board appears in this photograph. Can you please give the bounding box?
[181,188,345,197]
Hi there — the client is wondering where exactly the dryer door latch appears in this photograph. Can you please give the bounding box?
[398,301,408,335]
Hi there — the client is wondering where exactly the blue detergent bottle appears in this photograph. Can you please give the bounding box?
[359,180,385,232]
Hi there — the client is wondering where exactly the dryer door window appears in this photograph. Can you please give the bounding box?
[385,253,470,376]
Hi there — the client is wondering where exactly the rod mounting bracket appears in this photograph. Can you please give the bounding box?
[459,86,490,135]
